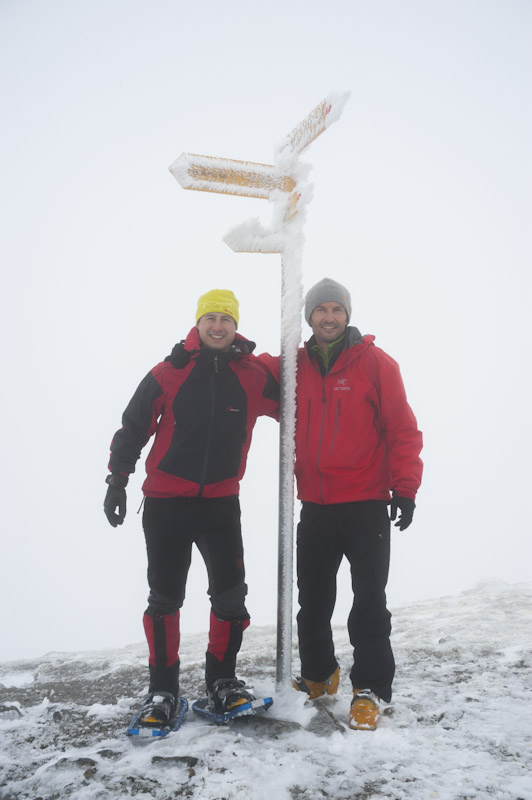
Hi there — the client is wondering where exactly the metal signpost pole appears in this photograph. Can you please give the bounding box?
[169,92,350,689]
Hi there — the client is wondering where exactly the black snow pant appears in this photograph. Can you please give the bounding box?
[296,500,395,703]
[142,495,249,695]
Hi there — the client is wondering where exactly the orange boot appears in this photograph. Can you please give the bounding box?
[292,667,340,700]
[349,688,380,730]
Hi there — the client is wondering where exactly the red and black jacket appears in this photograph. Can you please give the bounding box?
[109,328,279,498]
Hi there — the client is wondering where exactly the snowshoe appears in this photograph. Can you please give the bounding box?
[127,692,188,737]
[192,679,273,725]
[210,677,256,713]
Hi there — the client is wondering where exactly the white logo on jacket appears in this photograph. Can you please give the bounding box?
[334,378,350,391]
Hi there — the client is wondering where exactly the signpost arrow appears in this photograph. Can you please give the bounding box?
[170,153,296,199]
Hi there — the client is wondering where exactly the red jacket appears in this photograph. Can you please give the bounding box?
[260,328,422,505]
[109,328,279,498]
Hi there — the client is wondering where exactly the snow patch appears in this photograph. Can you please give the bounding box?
[0,671,34,688]
[1,582,530,799]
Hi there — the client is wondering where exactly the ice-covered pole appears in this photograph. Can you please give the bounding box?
[169,92,350,690]
[275,219,305,689]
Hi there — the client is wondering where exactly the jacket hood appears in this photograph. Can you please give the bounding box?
[305,325,371,352]
[304,326,374,374]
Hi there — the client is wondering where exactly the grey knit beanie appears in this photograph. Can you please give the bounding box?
[304,278,352,325]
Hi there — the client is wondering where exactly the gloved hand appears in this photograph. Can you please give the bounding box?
[390,493,416,531]
[104,473,128,527]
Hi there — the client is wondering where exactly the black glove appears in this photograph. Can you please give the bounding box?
[104,473,128,527]
[390,493,415,531]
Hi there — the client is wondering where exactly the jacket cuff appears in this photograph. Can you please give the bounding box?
[392,488,417,501]
[105,473,129,489]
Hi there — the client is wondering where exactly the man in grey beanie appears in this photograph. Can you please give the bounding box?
[304,277,352,327]
[262,277,423,730]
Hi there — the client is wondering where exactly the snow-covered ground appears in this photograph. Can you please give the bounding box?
[1,580,531,800]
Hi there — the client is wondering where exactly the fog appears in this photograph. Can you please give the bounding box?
[1,0,530,661]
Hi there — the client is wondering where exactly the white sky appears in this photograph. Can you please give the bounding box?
[1,0,531,662]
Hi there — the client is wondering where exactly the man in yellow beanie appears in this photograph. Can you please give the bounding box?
[104,289,279,729]
[196,288,239,328]
[195,289,239,352]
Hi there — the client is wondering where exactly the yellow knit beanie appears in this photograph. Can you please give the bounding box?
[196,289,239,328]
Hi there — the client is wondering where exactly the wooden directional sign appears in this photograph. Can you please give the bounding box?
[169,94,349,236]
[279,98,337,158]
[169,153,296,199]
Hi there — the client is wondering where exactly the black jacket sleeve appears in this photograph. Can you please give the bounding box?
[108,371,163,475]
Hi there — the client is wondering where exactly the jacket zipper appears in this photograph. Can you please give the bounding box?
[306,398,312,446]
[197,354,218,496]
[316,374,327,504]
[330,399,340,449]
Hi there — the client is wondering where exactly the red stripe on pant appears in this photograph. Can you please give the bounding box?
[208,611,250,662]
[143,610,180,668]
